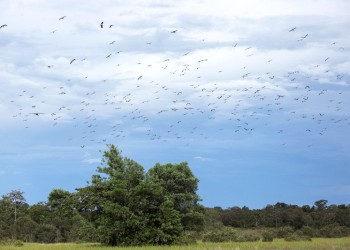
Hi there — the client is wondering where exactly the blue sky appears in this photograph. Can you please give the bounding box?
[1,0,349,209]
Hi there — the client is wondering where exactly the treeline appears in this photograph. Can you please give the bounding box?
[1,145,349,245]
[203,201,350,242]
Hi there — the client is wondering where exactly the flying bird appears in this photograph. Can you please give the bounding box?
[30,113,45,116]
[59,16,66,20]
[70,59,76,64]
[137,75,143,80]
[170,30,178,33]
[100,22,104,28]
[109,24,114,28]
[0,24,8,29]
[289,27,296,32]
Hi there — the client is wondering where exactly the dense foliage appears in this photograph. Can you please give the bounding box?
[0,145,203,246]
[0,145,349,245]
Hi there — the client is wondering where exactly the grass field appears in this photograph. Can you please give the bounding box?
[1,238,350,250]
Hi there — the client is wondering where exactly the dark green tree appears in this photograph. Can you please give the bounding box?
[16,215,37,242]
[29,202,50,225]
[76,145,184,246]
[0,190,28,240]
[47,189,76,242]
[147,162,205,231]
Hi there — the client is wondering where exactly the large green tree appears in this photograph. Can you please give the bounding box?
[147,162,205,231]
[76,145,185,246]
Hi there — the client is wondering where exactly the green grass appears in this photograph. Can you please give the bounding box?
[1,238,350,250]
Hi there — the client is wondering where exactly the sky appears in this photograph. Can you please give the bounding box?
[1,0,350,209]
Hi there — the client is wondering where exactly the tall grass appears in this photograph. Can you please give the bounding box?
[1,238,350,250]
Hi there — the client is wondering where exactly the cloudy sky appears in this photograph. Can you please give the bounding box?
[1,0,349,208]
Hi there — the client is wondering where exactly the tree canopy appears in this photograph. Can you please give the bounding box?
[75,145,202,245]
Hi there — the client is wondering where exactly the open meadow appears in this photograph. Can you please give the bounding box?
[1,238,350,250]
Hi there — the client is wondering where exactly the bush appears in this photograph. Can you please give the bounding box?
[299,226,316,237]
[262,230,275,242]
[284,233,312,242]
[34,224,57,243]
[202,228,237,242]
[0,238,12,245]
[14,240,24,247]
[0,239,24,247]
[235,230,260,242]
[276,226,294,238]
[319,224,349,238]
[176,231,198,245]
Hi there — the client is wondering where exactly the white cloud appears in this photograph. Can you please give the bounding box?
[193,156,212,162]
[82,158,100,165]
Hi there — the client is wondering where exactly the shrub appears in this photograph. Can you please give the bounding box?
[285,233,312,242]
[276,226,294,238]
[299,226,315,237]
[0,238,12,245]
[176,231,198,245]
[34,224,57,243]
[14,240,24,247]
[262,230,275,242]
[235,230,261,242]
[0,239,24,247]
[319,224,349,238]
[202,228,237,242]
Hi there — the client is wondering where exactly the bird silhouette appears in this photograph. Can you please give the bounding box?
[0,24,8,29]
[100,22,104,28]
[59,16,66,20]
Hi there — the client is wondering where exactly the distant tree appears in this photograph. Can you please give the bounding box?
[34,224,57,243]
[29,202,50,225]
[314,200,328,210]
[3,190,26,223]
[335,204,350,227]
[0,197,13,239]
[47,189,76,242]
[67,213,96,242]
[1,190,28,240]
[16,215,37,242]
[203,207,224,230]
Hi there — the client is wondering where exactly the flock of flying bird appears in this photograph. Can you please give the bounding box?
[1,15,349,150]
